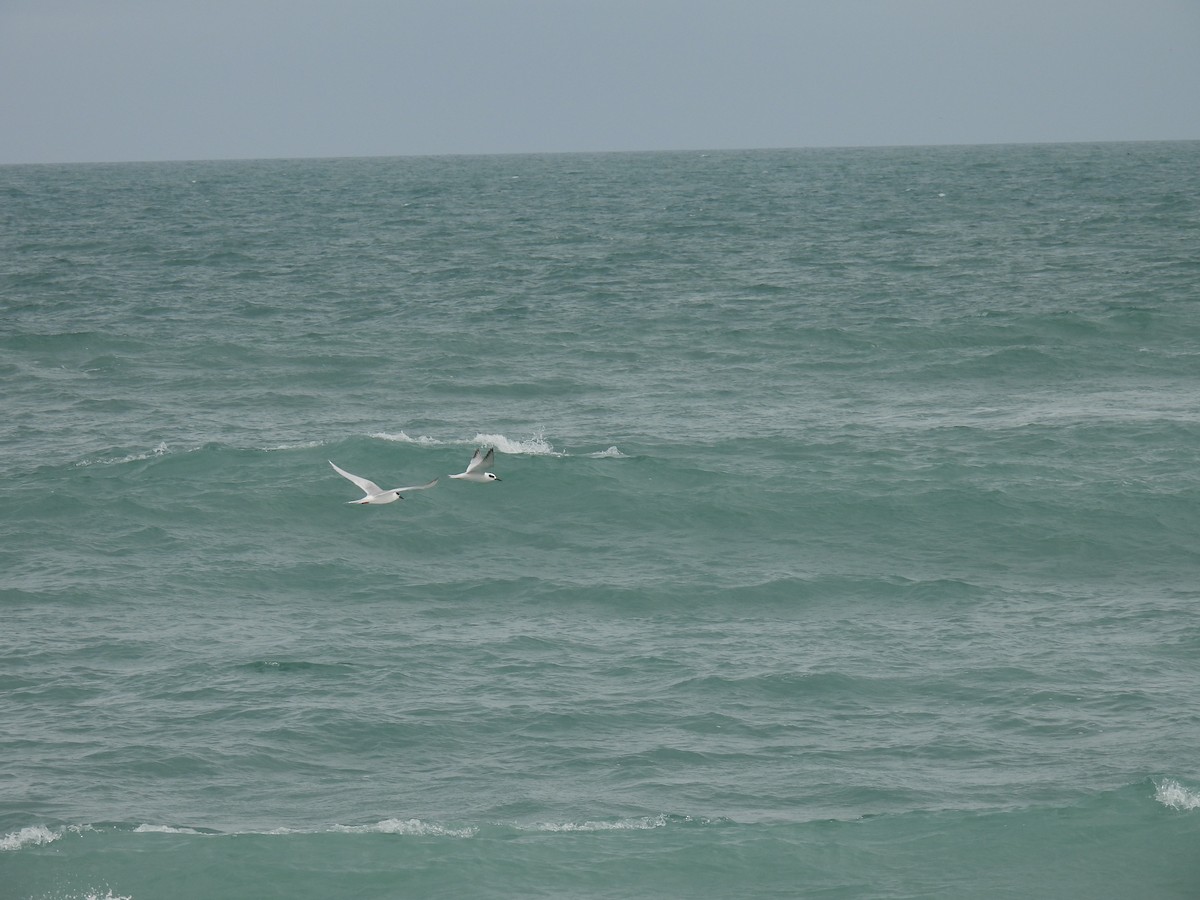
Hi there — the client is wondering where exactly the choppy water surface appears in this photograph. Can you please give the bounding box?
[3,142,1200,898]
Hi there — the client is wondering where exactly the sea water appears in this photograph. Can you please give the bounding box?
[2,142,1199,898]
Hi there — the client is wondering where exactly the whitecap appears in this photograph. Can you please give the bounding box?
[0,824,60,851]
[267,818,476,838]
[471,431,562,456]
[524,815,669,833]
[332,818,477,838]
[258,441,323,452]
[370,431,446,446]
[370,429,560,455]
[132,823,204,834]
[1155,779,1200,810]
[370,430,622,458]
[75,441,170,468]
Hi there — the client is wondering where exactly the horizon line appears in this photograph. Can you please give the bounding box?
[3,136,1198,168]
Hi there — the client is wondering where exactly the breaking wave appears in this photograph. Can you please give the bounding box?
[0,824,63,851]
[2,815,714,850]
[371,429,623,458]
[1154,779,1200,811]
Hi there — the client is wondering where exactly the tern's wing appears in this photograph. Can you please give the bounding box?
[463,448,485,474]
[465,448,494,474]
[393,478,439,492]
[329,460,383,496]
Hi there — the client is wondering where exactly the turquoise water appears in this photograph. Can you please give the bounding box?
[3,142,1200,899]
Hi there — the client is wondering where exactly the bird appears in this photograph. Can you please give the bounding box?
[449,447,501,483]
[329,460,439,505]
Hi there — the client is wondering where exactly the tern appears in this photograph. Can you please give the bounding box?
[450,447,501,483]
[329,460,439,505]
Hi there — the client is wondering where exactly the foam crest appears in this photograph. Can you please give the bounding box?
[0,816,707,849]
[471,431,561,456]
[331,818,477,838]
[267,818,477,838]
[371,429,624,458]
[0,824,60,851]
[75,441,170,468]
[525,815,670,833]
[371,431,444,446]
[132,823,205,834]
[1155,779,1200,810]
[259,440,323,452]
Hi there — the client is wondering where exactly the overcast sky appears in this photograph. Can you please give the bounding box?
[2,0,1197,164]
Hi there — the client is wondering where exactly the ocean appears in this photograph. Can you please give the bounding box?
[2,141,1199,899]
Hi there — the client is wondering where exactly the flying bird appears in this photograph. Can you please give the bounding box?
[329,460,439,505]
[449,447,501,483]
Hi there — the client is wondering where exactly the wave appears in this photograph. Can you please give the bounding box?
[1154,779,1200,811]
[369,430,446,447]
[0,823,64,851]
[64,432,627,475]
[0,820,473,849]
[522,815,686,833]
[131,824,208,835]
[473,431,562,456]
[271,818,477,838]
[72,439,328,469]
[371,429,560,456]
[1,815,716,850]
[74,441,171,468]
[257,441,324,452]
[370,429,626,458]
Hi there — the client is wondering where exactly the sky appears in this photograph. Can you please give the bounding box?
[1,0,1198,164]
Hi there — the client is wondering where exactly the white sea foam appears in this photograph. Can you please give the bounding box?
[471,431,561,456]
[76,441,170,468]
[332,818,477,838]
[259,440,323,452]
[375,429,561,455]
[267,818,477,838]
[371,429,623,458]
[371,430,445,446]
[132,823,204,834]
[525,815,670,833]
[2,817,689,850]
[0,824,61,851]
[1155,779,1200,810]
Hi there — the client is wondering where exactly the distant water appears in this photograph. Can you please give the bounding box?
[3,143,1200,899]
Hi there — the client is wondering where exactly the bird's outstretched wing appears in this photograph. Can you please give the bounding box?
[329,460,383,496]
[394,479,439,493]
[465,448,494,475]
